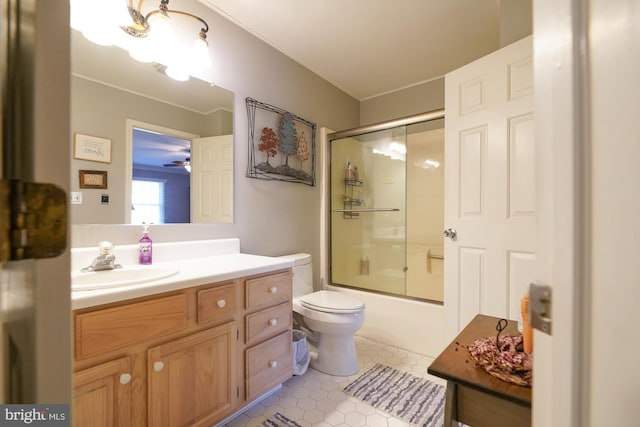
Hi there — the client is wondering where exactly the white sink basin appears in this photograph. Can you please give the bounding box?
[72,266,180,291]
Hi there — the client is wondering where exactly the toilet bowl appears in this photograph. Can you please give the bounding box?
[279,254,365,376]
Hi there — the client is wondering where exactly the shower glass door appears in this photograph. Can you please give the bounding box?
[329,117,444,302]
[330,127,408,296]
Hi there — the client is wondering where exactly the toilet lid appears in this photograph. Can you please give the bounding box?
[299,290,364,314]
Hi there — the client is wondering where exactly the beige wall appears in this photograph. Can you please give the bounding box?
[500,0,533,47]
[359,78,444,126]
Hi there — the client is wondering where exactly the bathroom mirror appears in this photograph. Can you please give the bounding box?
[70,29,234,225]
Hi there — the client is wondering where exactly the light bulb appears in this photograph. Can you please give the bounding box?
[165,65,189,82]
[146,11,176,65]
[127,37,155,63]
[105,0,132,27]
[189,36,211,71]
[148,11,174,43]
[74,0,128,47]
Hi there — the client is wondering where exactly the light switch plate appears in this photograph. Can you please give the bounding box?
[70,191,82,204]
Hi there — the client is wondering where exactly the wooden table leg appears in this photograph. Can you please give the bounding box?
[444,381,458,427]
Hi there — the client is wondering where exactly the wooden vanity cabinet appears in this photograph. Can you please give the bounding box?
[73,269,293,426]
[73,282,238,427]
[242,271,294,401]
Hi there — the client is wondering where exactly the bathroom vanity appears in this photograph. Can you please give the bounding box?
[71,239,294,426]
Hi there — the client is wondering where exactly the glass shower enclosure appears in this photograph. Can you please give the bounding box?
[329,111,445,302]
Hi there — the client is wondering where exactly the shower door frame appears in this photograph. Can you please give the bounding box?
[326,109,445,301]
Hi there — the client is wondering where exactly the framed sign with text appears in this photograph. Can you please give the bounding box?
[73,133,112,163]
[79,170,108,189]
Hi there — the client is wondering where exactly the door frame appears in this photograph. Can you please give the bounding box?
[124,119,199,223]
[533,0,590,425]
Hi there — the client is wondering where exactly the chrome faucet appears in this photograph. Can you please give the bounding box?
[81,241,122,272]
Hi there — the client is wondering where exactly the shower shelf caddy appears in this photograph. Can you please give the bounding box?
[343,179,363,219]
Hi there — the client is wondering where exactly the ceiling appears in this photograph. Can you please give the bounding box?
[200,0,502,100]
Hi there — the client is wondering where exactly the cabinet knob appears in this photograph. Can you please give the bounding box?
[217,299,226,308]
[268,286,278,294]
[119,373,132,385]
[153,361,164,372]
[268,360,278,369]
[269,318,278,326]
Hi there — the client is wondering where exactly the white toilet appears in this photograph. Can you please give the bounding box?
[279,253,365,376]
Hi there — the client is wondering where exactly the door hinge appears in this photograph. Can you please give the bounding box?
[236,386,239,398]
[1,179,67,261]
[530,283,552,335]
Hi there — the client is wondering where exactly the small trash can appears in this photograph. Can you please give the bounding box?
[292,329,310,375]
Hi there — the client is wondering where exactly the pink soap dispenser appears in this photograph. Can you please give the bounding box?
[139,225,152,265]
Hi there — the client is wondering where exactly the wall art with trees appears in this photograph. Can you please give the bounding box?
[246,97,316,186]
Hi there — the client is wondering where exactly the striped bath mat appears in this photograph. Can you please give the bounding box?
[259,412,302,427]
[344,363,445,426]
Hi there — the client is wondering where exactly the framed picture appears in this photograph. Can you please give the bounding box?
[73,133,112,163]
[79,170,108,189]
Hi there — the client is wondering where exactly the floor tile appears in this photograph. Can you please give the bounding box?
[222,336,444,426]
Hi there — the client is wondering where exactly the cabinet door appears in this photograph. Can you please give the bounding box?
[148,323,236,427]
[73,356,132,427]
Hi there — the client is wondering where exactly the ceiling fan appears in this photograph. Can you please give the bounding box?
[163,157,190,168]
[163,157,191,172]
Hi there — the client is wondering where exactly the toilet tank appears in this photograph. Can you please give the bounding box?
[278,253,313,297]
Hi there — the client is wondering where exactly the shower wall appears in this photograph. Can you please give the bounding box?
[406,126,445,301]
[330,120,444,302]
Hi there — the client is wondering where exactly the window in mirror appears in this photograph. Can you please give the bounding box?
[131,179,166,224]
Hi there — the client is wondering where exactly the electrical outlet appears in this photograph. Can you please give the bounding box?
[70,192,82,204]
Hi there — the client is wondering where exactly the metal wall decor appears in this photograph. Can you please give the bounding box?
[246,97,316,186]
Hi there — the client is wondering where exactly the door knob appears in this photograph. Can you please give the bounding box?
[443,228,457,239]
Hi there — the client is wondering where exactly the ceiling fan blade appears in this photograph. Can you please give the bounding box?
[163,161,184,167]
[163,157,190,167]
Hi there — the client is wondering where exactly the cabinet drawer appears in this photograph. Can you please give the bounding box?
[246,302,291,346]
[245,271,292,311]
[245,331,293,401]
[198,283,236,325]
[75,294,188,359]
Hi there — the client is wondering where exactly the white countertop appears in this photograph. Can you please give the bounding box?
[71,239,294,310]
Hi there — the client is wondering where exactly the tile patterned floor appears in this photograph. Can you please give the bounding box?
[222,336,446,427]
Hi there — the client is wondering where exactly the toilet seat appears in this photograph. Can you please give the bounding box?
[299,290,364,314]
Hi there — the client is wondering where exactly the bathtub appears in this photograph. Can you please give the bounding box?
[326,284,446,358]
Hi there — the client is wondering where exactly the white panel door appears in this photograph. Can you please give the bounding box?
[444,36,535,341]
[191,135,234,223]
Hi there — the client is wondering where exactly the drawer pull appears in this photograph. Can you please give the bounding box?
[217,299,226,308]
[153,361,164,372]
[269,318,278,326]
[119,373,132,385]
[268,286,278,294]
[268,360,278,369]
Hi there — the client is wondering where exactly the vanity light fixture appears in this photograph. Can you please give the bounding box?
[70,0,212,81]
